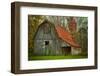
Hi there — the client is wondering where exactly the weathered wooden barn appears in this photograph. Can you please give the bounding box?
[33,20,81,56]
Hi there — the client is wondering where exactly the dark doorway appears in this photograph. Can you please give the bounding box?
[62,46,71,55]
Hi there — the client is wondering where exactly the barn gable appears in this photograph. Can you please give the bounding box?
[33,20,62,56]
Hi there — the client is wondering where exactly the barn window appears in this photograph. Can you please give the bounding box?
[45,41,49,46]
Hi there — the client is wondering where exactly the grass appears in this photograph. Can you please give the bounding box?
[28,55,87,61]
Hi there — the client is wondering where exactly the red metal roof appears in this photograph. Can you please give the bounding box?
[55,26,80,48]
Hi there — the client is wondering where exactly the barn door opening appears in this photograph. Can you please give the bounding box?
[62,46,71,55]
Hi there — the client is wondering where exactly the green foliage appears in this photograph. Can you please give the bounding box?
[28,15,44,49]
[77,17,88,30]
[79,28,88,53]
